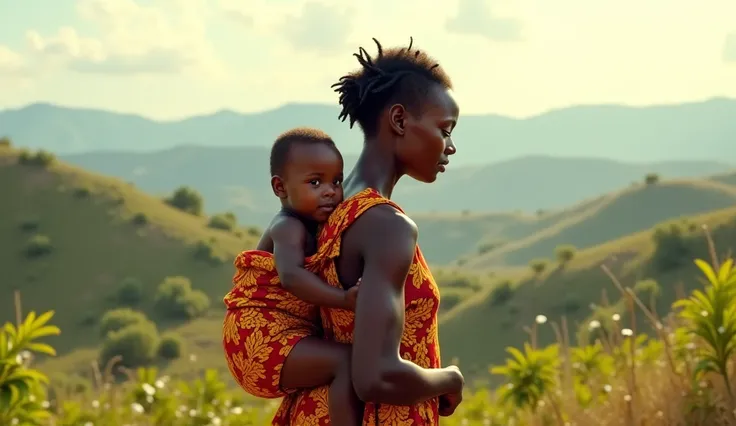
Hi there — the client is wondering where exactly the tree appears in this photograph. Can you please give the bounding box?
[165,186,203,216]
[158,333,184,360]
[99,322,160,369]
[644,173,660,185]
[99,308,150,338]
[24,234,52,258]
[554,244,577,266]
[117,277,144,306]
[154,276,210,320]
[529,258,549,276]
[208,213,237,231]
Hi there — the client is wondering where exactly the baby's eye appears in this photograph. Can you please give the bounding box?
[334,179,343,185]
[309,179,321,186]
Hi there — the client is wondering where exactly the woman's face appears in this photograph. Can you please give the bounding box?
[393,84,459,183]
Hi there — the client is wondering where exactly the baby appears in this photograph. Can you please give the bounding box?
[223,127,362,425]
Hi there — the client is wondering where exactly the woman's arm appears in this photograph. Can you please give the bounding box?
[271,216,354,310]
[348,205,464,405]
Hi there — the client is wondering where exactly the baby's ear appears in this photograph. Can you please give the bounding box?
[271,176,287,199]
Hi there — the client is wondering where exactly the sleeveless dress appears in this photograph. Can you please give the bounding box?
[222,208,322,398]
[272,188,443,426]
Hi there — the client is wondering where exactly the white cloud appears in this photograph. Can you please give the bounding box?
[278,2,354,54]
[724,32,736,63]
[446,0,524,42]
[25,0,225,77]
[0,45,29,76]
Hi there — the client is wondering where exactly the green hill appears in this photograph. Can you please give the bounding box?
[0,146,259,374]
[711,170,736,185]
[438,205,736,379]
[460,179,736,268]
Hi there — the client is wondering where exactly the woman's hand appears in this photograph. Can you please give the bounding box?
[438,365,464,416]
[345,278,361,311]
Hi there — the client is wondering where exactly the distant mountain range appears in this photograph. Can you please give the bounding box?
[61,147,734,227]
[2,97,736,165]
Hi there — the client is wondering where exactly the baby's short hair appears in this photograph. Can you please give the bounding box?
[269,127,338,176]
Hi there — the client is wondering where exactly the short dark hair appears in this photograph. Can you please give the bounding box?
[332,37,453,136]
[269,127,339,176]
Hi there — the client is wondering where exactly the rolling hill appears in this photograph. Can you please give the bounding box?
[459,179,736,268]
[2,97,736,165]
[0,145,259,371]
[60,146,733,266]
[438,205,736,379]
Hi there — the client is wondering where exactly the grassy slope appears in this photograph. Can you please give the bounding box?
[439,205,736,380]
[0,147,260,377]
[413,195,610,265]
[461,179,736,268]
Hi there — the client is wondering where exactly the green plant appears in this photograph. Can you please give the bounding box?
[154,276,210,320]
[157,333,183,360]
[645,173,660,185]
[490,280,514,306]
[23,234,52,258]
[673,258,736,400]
[0,311,60,425]
[529,258,549,276]
[99,322,160,369]
[554,244,576,266]
[99,308,150,338]
[131,212,148,226]
[116,277,144,306]
[165,186,204,216]
[0,136,11,147]
[208,213,237,231]
[491,343,561,413]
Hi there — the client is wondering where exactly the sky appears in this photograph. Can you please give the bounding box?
[0,0,735,120]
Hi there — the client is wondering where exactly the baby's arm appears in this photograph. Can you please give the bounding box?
[271,215,355,310]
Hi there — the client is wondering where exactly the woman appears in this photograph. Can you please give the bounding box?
[272,38,465,425]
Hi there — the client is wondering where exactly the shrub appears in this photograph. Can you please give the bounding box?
[490,280,514,306]
[24,234,53,258]
[644,172,660,185]
[99,322,160,369]
[131,212,148,226]
[72,186,91,198]
[19,218,40,232]
[99,308,151,338]
[554,244,576,266]
[652,221,693,270]
[0,136,11,147]
[208,213,236,231]
[18,149,56,167]
[634,278,661,301]
[529,258,549,276]
[245,226,261,238]
[478,241,505,255]
[154,276,211,320]
[158,333,184,360]
[193,239,222,265]
[117,277,144,306]
[165,186,203,216]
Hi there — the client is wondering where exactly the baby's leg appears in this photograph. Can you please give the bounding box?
[280,337,363,426]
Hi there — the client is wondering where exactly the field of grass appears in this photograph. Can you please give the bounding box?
[439,203,736,379]
[0,146,262,376]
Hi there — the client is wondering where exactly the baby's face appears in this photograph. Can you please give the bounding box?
[281,143,344,223]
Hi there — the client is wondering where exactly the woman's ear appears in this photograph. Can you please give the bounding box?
[271,176,287,199]
[388,104,406,136]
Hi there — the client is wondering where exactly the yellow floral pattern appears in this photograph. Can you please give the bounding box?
[272,188,443,425]
[222,250,320,398]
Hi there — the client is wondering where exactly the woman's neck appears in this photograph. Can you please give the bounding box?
[344,136,402,199]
